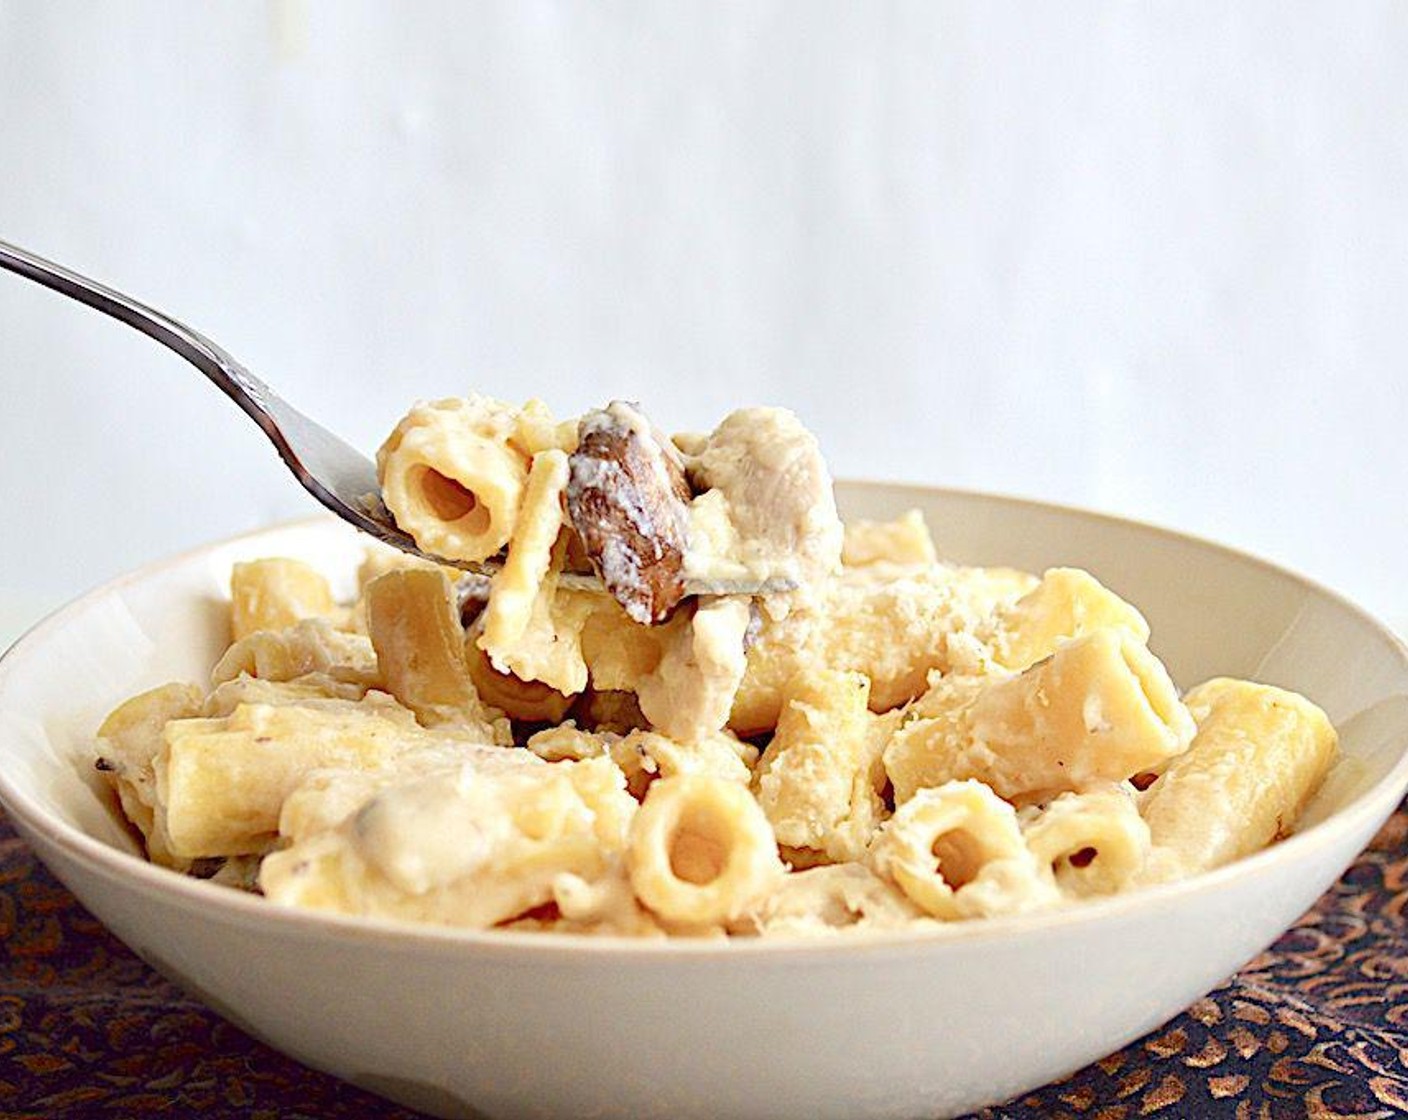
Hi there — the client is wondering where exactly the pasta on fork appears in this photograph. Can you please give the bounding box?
[93,396,1341,938]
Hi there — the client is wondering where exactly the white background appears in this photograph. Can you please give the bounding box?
[2,1,1405,644]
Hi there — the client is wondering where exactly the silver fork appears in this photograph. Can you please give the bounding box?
[0,238,789,597]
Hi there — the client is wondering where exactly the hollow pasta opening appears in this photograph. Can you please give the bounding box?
[419,468,491,534]
[931,828,984,890]
[668,804,730,886]
[1060,845,1098,871]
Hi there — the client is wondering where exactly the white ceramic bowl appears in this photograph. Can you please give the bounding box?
[3,484,1407,1120]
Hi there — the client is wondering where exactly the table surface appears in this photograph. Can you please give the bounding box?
[2,803,1405,1120]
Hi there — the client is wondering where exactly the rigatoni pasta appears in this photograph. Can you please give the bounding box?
[1021,787,1150,898]
[478,448,569,653]
[260,757,635,929]
[1137,678,1338,883]
[870,780,1057,920]
[627,775,784,927]
[753,669,886,864]
[376,396,531,562]
[883,628,1195,805]
[991,566,1151,671]
[93,396,1341,938]
[156,699,421,859]
[230,558,339,640]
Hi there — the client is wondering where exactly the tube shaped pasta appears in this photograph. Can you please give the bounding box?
[513,397,579,456]
[365,567,504,736]
[479,580,597,696]
[377,397,529,562]
[841,510,938,569]
[365,568,469,711]
[730,564,1039,736]
[212,618,381,691]
[479,449,569,652]
[156,700,422,858]
[277,739,540,844]
[627,775,783,926]
[753,669,880,862]
[1021,788,1150,898]
[96,682,205,869]
[230,558,338,641]
[1138,677,1338,882]
[973,631,1194,795]
[870,780,1056,920]
[261,758,636,929]
[884,630,1195,803]
[993,568,1150,671]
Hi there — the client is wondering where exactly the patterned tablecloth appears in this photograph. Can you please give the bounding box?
[2,804,1405,1120]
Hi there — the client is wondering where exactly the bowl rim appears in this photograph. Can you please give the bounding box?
[2,483,1407,962]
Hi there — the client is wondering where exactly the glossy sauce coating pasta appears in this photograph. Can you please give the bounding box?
[94,399,1340,937]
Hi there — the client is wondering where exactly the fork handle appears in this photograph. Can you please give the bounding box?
[0,232,387,544]
[0,238,285,435]
[0,237,409,554]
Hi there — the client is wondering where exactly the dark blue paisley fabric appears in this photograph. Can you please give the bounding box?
[2,802,1405,1119]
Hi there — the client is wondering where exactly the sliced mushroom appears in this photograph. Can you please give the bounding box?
[566,402,693,624]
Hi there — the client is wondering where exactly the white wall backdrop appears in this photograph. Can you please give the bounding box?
[2,1,1406,641]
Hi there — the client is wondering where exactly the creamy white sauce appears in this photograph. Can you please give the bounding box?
[352,765,506,895]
